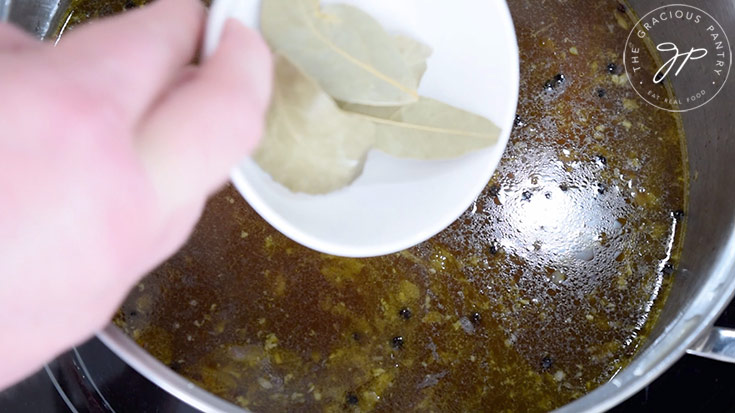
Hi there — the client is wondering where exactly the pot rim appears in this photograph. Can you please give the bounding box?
[97,326,248,413]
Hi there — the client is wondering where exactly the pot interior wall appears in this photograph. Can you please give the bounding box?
[626,0,735,343]
[6,0,68,38]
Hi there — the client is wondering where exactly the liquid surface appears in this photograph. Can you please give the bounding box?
[63,0,688,411]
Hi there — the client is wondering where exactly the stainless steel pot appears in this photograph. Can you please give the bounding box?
[3,0,734,411]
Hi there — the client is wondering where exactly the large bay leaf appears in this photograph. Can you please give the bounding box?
[342,98,500,160]
[254,55,375,194]
[260,0,418,106]
[394,35,433,88]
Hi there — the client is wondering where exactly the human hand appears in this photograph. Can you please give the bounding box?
[0,0,272,389]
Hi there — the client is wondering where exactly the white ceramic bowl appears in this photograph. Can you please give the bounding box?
[204,0,519,257]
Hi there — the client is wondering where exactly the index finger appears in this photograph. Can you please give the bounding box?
[55,0,205,122]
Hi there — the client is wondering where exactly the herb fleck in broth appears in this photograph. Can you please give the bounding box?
[63,0,687,411]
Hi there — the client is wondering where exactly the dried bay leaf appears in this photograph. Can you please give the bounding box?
[258,2,495,192]
[254,55,375,194]
[261,0,418,106]
[341,98,500,160]
[394,35,433,88]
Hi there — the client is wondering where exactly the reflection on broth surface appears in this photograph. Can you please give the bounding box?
[63,0,688,411]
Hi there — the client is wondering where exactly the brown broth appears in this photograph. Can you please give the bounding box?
[62,0,688,411]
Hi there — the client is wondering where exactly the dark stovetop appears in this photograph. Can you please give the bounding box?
[1,302,734,413]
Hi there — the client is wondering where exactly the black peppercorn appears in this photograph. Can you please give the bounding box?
[544,74,566,92]
[488,241,501,255]
[662,263,675,275]
[597,88,607,98]
[489,184,501,197]
[522,191,533,201]
[471,312,482,324]
[346,393,359,405]
[392,336,404,349]
[541,356,554,370]
[399,308,412,320]
[607,63,618,74]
